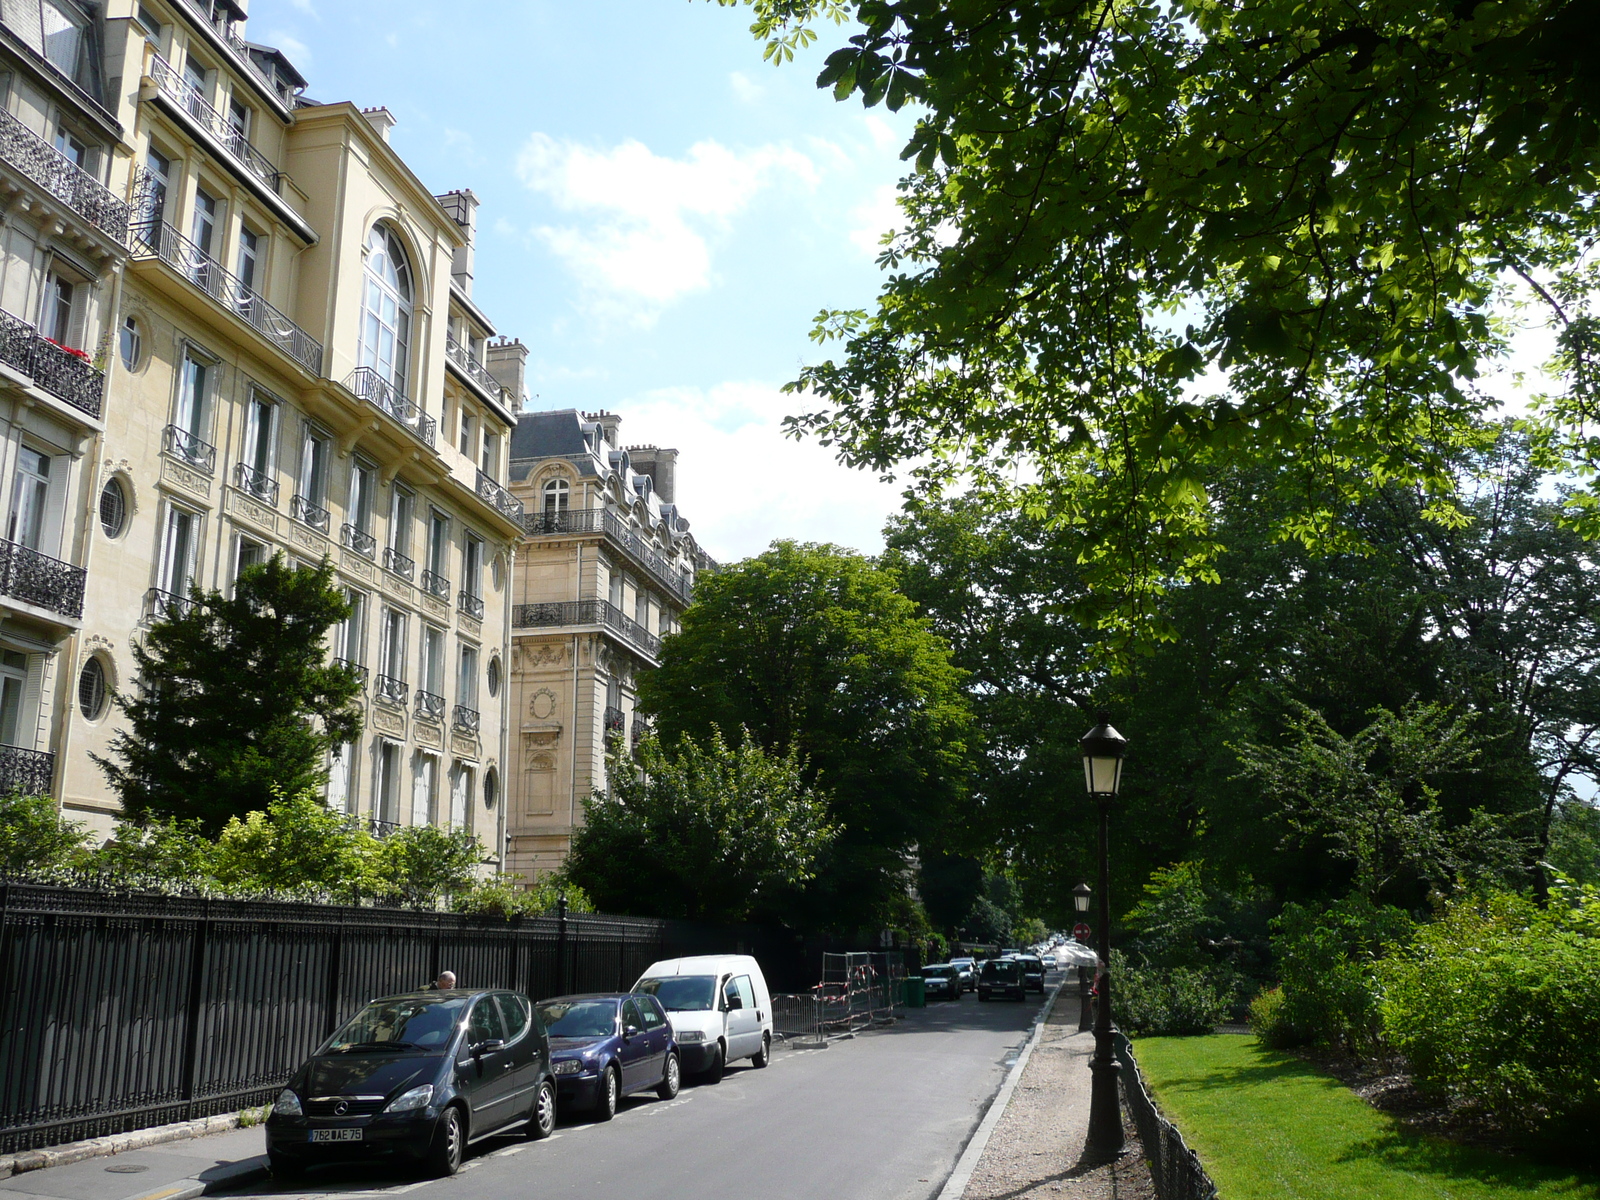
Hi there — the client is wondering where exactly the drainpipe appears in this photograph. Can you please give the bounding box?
[499,543,512,874]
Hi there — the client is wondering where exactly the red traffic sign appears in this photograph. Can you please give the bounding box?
[1073,923,1092,943]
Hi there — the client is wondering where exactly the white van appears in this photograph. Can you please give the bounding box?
[632,955,773,1081]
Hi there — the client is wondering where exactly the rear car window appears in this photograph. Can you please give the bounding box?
[637,997,665,1029]
[468,996,505,1044]
[497,993,529,1042]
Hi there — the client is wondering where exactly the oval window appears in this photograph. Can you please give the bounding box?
[120,316,141,371]
[78,656,108,720]
[100,478,127,538]
[483,766,498,811]
[486,656,501,698]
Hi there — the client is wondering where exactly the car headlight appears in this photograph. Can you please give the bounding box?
[273,1089,302,1117]
[384,1084,434,1114]
[675,1029,705,1044]
[553,1059,582,1075]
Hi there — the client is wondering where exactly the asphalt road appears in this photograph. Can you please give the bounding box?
[233,976,1059,1200]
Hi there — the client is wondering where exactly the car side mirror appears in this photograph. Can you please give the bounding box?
[726,994,743,1011]
[472,1038,505,1056]
[623,1024,640,1039]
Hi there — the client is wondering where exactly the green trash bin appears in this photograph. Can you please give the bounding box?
[903,976,925,1007]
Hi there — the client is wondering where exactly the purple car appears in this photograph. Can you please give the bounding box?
[536,993,680,1120]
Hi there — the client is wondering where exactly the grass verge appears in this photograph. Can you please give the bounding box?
[1132,1035,1599,1200]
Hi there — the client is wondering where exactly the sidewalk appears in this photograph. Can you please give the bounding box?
[0,1127,266,1200]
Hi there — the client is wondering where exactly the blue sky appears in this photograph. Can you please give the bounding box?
[247,0,915,563]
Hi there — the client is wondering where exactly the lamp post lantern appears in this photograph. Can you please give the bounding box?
[1073,883,1093,1032]
[1080,711,1127,1161]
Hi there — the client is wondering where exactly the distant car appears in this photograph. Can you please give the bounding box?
[265,989,554,1179]
[537,994,679,1120]
[1041,954,1057,969]
[977,958,1027,1002]
[920,964,963,1000]
[1001,948,1021,958]
[950,957,977,992]
[1016,954,1046,993]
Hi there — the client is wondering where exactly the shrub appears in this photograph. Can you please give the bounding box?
[93,817,214,880]
[1270,893,1412,1053]
[451,874,592,917]
[0,791,93,871]
[371,823,482,903]
[1248,986,1302,1049]
[210,790,379,899]
[1380,881,1600,1149]
[1113,950,1231,1036]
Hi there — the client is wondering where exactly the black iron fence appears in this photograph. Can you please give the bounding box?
[0,881,802,1154]
[1116,1033,1218,1200]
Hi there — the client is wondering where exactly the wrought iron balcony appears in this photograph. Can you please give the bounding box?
[145,588,196,621]
[291,493,330,535]
[373,673,407,707]
[452,704,480,734]
[333,657,368,687]
[475,469,523,520]
[171,0,296,106]
[520,507,603,537]
[419,569,450,600]
[344,367,435,449]
[130,217,323,376]
[457,590,485,620]
[0,106,129,243]
[148,54,282,192]
[631,716,650,748]
[0,540,86,620]
[0,308,106,419]
[414,689,446,722]
[0,745,55,797]
[516,507,692,603]
[367,816,401,838]
[603,706,626,737]
[162,425,216,474]
[513,598,660,661]
[445,333,512,406]
[233,461,278,505]
[340,523,377,558]
[383,546,415,581]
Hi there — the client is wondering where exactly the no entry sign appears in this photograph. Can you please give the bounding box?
[1073,923,1092,943]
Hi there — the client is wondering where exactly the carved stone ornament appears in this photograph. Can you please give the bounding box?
[416,721,443,749]
[372,706,404,737]
[517,641,568,670]
[529,688,558,720]
[451,732,478,759]
[85,634,115,653]
[160,457,212,501]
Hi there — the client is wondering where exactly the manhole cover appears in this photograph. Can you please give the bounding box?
[105,1164,149,1174]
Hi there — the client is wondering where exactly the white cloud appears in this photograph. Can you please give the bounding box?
[848,183,901,258]
[515,134,818,320]
[266,30,310,65]
[861,114,902,153]
[729,71,763,104]
[286,0,316,14]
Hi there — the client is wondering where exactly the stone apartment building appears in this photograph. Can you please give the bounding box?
[504,409,713,878]
[0,0,527,861]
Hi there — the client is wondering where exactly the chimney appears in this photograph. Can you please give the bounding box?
[360,106,396,142]
[484,337,527,409]
[625,445,678,505]
[434,189,479,295]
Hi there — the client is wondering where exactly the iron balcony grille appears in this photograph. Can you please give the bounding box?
[520,507,602,537]
[291,494,331,535]
[171,0,296,107]
[414,689,445,721]
[372,674,407,707]
[475,469,523,520]
[383,546,415,581]
[457,590,484,620]
[163,425,217,474]
[130,217,323,376]
[333,658,367,687]
[340,524,376,558]
[603,706,625,736]
[514,599,660,660]
[444,334,513,407]
[344,367,435,449]
[517,508,692,603]
[0,307,106,419]
[232,462,278,506]
[631,717,649,748]
[452,704,480,734]
[0,106,129,243]
[148,54,283,192]
[0,745,55,797]
[145,588,195,621]
[367,816,401,837]
[419,569,450,600]
[0,540,86,620]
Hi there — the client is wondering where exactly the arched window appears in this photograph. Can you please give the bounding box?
[543,478,569,515]
[358,224,413,395]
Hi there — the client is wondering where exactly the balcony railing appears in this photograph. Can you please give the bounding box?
[517,507,693,603]
[171,0,296,107]
[520,507,602,537]
[452,704,480,734]
[233,461,278,506]
[145,588,195,622]
[420,569,450,600]
[0,106,129,243]
[475,469,523,521]
[163,425,216,474]
[383,546,415,581]
[148,54,282,192]
[130,218,323,376]
[341,523,377,558]
[367,816,401,838]
[333,658,368,687]
[458,590,484,620]
[0,745,55,797]
[414,689,445,722]
[0,308,106,419]
[603,705,626,737]
[345,367,435,449]
[513,598,660,661]
[0,540,86,620]
[445,334,512,406]
[291,493,330,535]
[373,673,407,707]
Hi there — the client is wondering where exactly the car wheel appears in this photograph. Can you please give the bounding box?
[657,1052,681,1100]
[752,1031,771,1068]
[700,1041,725,1084]
[528,1080,556,1140]
[427,1105,465,1178]
[595,1064,619,1121]
[267,1153,304,1180]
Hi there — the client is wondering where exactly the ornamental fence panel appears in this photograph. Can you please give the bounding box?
[1115,1033,1219,1200]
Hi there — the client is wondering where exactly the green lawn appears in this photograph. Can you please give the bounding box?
[1132,1035,1600,1200]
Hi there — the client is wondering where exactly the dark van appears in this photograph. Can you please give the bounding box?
[977,958,1027,1002]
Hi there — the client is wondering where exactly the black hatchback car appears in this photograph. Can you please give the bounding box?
[977,958,1027,1001]
[537,993,679,1119]
[265,989,555,1179]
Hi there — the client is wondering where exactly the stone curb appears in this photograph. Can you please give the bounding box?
[0,1108,271,1182]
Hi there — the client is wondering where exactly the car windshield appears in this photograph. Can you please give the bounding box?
[925,966,954,979]
[635,976,716,1012]
[539,999,618,1038]
[324,996,466,1053]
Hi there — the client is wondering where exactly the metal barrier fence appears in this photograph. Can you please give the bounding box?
[817,951,905,1033]
[0,880,797,1154]
[1115,1033,1219,1200]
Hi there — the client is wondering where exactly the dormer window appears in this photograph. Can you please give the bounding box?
[542,478,568,515]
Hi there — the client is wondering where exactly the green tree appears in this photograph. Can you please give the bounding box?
[210,789,379,898]
[565,731,838,923]
[0,792,92,871]
[97,553,362,832]
[640,540,974,930]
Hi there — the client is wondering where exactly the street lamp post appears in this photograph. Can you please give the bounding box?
[1080,712,1128,1162]
[1074,883,1093,1032]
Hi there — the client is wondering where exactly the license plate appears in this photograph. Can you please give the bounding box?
[310,1129,363,1143]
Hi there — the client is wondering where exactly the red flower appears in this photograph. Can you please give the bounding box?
[45,337,90,360]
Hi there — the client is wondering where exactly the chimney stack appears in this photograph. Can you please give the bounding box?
[434,189,479,295]
[625,446,678,505]
[360,106,396,142]
[485,337,527,409]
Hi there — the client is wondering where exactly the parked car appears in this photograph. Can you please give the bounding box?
[920,964,963,1000]
[265,988,554,1179]
[537,993,679,1120]
[1041,954,1057,969]
[950,956,977,992]
[1017,954,1046,993]
[977,958,1027,1002]
[633,954,773,1081]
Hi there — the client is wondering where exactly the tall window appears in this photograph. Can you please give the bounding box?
[462,533,483,602]
[449,763,471,830]
[241,391,274,493]
[236,225,260,296]
[40,275,73,344]
[376,741,400,824]
[234,536,265,581]
[339,589,366,663]
[53,126,88,168]
[349,459,376,535]
[299,424,330,508]
[358,225,412,395]
[481,433,499,481]
[608,568,623,610]
[421,625,445,697]
[142,147,170,226]
[458,644,478,710]
[159,506,198,596]
[174,351,208,448]
[542,478,568,515]
[191,186,219,258]
[458,411,475,458]
[327,742,355,812]
[414,752,438,826]
[379,607,407,682]
[7,448,50,550]
[182,53,206,101]
[388,485,413,558]
[0,649,27,748]
[427,510,449,578]
[226,95,250,139]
